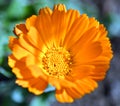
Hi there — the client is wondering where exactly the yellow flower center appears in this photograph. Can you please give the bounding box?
[42,47,72,78]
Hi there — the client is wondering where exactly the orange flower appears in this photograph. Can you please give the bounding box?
[8,4,113,103]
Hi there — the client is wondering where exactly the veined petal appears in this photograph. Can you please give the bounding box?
[36,10,54,48]
[39,6,52,15]
[65,88,82,99]
[89,65,109,80]
[63,14,89,49]
[66,9,80,32]
[70,27,98,55]
[51,5,67,47]
[55,89,74,103]
[88,17,99,29]
[26,15,37,30]
[54,4,66,12]
[52,6,80,47]
[75,78,98,94]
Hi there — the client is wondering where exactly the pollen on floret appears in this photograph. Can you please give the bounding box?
[42,47,72,78]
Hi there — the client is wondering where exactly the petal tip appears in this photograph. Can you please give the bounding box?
[54,4,67,12]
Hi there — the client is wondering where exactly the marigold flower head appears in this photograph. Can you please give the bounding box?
[8,4,113,103]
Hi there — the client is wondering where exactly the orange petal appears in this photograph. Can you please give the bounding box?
[51,6,80,47]
[98,24,107,39]
[73,41,102,64]
[48,78,61,90]
[36,10,54,48]
[55,89,73,103]
[12,43,30,60]
[53,4,66,12]
[28,78,48,95]
[97,25,113,58]
[65,88,82,99]
[11,59,33,79]
[70,27,99,53]
[63,14,89,48]
[9,35,41,60]
[8,55,16,68]
[18,35,41,58]
[65,79,97,100]
[14,24,28,36]
[16,79,29,88]
[26,15,37,30]
[39,6,52,15]
[88,17,99,29]
[27,27,45,51]
[49,78,71,89]
[75,78,98,94]
[9,36,18,50]
[51,6,67,47]
[24,54,41,66]
[66,9,80,32]
[9,56,45,79]
[16,78,48,95]
[28,65,48,80]
[69,65,95,80]
[89,64,110,81]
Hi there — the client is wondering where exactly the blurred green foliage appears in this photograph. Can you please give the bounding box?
[0,0,120,106]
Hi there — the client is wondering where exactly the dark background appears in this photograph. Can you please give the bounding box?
[0,0,120,106]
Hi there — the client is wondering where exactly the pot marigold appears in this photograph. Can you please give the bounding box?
[8,4,113,103]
